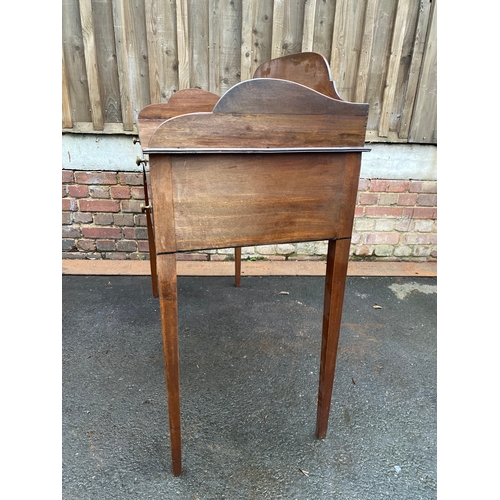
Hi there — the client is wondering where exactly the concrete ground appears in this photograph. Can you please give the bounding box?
[62,271,437,499]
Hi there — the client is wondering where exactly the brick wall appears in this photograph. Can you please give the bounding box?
[62,170,437,262]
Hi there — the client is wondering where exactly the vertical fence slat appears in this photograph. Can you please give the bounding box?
[409,0,436,143]
[302,0,316,52]
[271,0,285,59]
[92,0,121,124]
[144,0,179,103]
[220,0,242,94]
[62,52,73,128]
[240,0,255,81]
[62,0,91,123]
[330,0,364,102]
[112,0,134,129]
[355,0,378,103]
[241,0,273,80]
[176,0,190,90]
[209,0,221,94]
[378,0,410,137]
[79,0,104,130]
[145,0,162,103]
[188,0,210,90]
[398,0,432,139]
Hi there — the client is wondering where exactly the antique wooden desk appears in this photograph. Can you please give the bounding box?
[136,53,369,476]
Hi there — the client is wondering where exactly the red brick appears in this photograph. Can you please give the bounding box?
[134,214,147,226]
[358,193,378,205]
[116,240,138,252]
[62,170,73,183]
[62,212,72,225]
[131,187,145,200]
[137,241,151,252]
[121,200,143,213]
[113,214,135,226]
[96,240,116,251]
[123,227,149,240]
[404,207,437,219]
[409,180,437,193]
[82,227,122,239]
[110,186,131,199]
[93,213,114,225]
[62,199,78,211]
[104,252,127,260]
[354,207,364,217]
[417,194,437,206]
[358,178,370,191]
[73,212,93,223]
[79,199,120,212]
[77,240,96,251]
[397,193,418,206]
[89,186,110,198]
[355,245,374,256]
[365,233,400,245]
[62,226,81,238]
[74,171,117,185]
[62,185,68,197]
[365,207,403,218]
[68,185,89,198]
[118,172,143,186]
[369,180,409,193]
[402,233,437,245]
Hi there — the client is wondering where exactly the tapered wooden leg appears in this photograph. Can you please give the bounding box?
[142,166,158,297]
[235,247,241,287]
[316,238,351,439]
[145,209,159,297]
[157,253,182,475]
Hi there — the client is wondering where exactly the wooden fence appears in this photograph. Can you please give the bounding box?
[62,0,436,144]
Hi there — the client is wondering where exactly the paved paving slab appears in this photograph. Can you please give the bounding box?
[62,275,437,499]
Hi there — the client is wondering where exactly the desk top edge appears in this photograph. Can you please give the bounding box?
[142,147,371,155]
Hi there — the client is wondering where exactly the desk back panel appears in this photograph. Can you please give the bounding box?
[150,152,361,254]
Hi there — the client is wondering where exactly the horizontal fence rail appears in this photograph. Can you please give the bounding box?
[62,0,436,144]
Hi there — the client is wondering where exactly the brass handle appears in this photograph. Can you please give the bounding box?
[136,156,149,166]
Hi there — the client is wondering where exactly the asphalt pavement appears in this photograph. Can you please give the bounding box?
[62,274,437,499]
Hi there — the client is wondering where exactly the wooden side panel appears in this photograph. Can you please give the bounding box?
[149,155,177,254]
[147,112,368,149]
[169,153,353,251]
[137,89,220,147]
[147,79,368,150]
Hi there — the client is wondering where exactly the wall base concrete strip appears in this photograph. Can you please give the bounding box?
[62,259,437,277]
[62,134,437,181]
